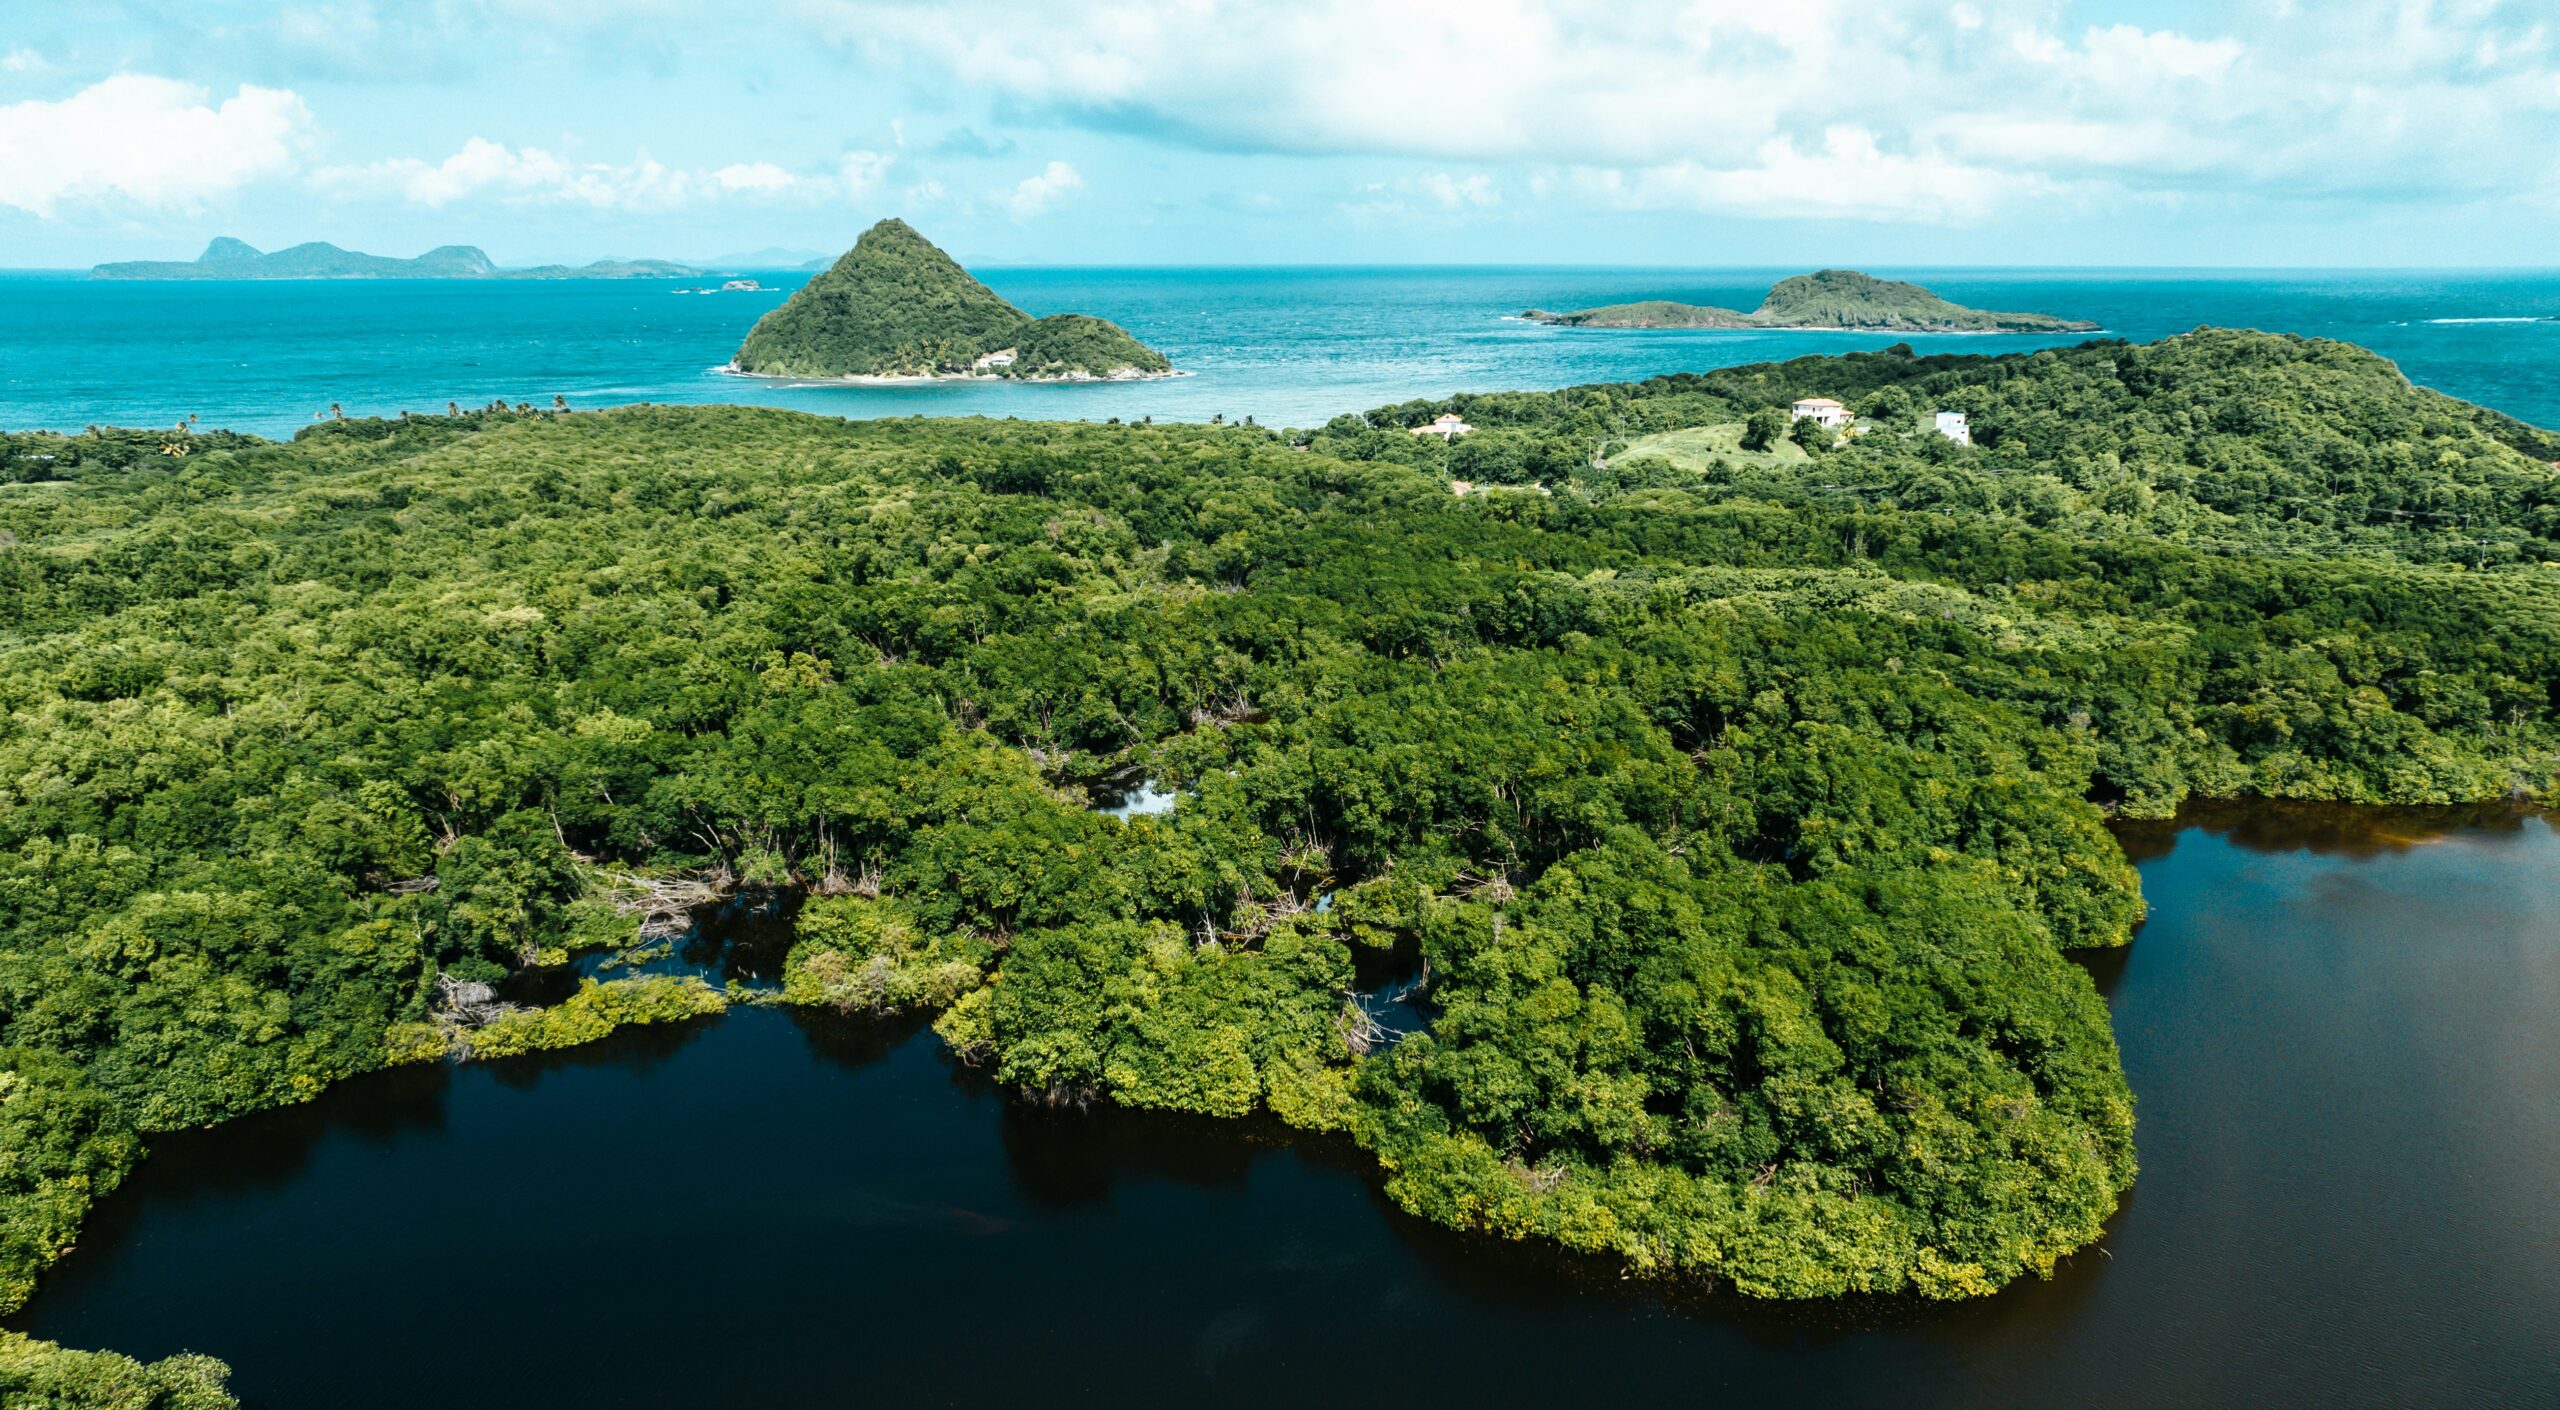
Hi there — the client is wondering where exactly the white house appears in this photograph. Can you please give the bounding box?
[1933,410,1972,445]
[1411,412,1474,440]
[1790,397,1850,429]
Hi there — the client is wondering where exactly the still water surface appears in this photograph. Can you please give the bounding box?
[12,806,2559,1407]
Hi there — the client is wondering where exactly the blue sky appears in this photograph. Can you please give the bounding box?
[2,0,2556,268]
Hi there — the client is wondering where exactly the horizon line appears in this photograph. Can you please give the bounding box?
[10,261,2560,276]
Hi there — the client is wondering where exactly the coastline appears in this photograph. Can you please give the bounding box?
[716,360,1190,386]
[1518,315,2102,335]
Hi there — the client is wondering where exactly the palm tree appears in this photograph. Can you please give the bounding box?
[552,394,568,412]
[329,402,344,420]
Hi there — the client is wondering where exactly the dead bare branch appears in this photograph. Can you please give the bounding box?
[428,974,525,1058]
[1336,993,1401,1057]
[591,870,728,939]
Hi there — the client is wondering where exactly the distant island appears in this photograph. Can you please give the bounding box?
[1525,269,2099,333]
[92,237,701,281]
[728,218,1172,381]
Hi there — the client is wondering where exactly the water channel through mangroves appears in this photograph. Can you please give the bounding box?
[10,804,2557,1407]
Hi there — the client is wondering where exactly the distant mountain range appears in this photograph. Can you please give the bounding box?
[92,238,702,281]
[1525,269,2098,333]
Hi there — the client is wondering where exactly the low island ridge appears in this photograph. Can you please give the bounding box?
[92,237,701,281]
[1526,269,2099,333]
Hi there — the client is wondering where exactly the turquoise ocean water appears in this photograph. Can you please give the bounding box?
[3,266,2557,435]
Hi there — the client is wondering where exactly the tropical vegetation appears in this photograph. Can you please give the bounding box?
[0,1330,234,1409]
[3,328,2554,1396]
[1526,269,2099,333]
[730,219,1170,379]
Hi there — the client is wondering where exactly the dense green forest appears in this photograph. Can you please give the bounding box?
[1,1330,233,1409]
[2,329,2555,1399]
[730,219,1171,379]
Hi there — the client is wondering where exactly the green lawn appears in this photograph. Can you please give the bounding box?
[1615,421,1812,472]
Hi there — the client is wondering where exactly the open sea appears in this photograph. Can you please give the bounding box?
[3,266,2558,436]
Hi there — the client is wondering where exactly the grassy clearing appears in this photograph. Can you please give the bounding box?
[1616,422,1812,473]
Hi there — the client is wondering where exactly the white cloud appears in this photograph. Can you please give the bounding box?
[319,137,696,209]
[1345,171,1502,219]
[1927,115,2190,173]
[1005,159,1082,218]
[28,0,2557,236]
[245,0,704,79]
[838,149,895,195]
[804,0,2560,221]
[715,161,798,193]
[821,0,1786,165]
[1583,127,2029,223]
[2074,24,2241,85]
[0,75,308,216]
[323,141,895,210]
[1418,172,1499,208]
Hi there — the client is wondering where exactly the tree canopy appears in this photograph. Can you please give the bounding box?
[1523,269,2097,332]
[3,327,2554,1394]
[730,219,1169,379]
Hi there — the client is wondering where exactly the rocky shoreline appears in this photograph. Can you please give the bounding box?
[717,361,1189,386]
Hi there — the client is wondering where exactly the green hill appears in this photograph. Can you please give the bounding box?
[730,219,1171,379]
[1526,269,2097,333]
[92,238,699,281]
[1009,314,1175,378]
[1522,299,1757,329]
[1757,269,2097,331]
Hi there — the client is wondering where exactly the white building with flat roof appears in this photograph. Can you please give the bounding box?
[1411,412,1473,440]
[1934,410,1972,445]
[1791,397,1850,429]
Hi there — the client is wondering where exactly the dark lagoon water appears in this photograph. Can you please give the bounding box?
[12,806,2558,1408]
[3,267,2558,437]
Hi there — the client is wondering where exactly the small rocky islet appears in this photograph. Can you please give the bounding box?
[1525,268,2098,333]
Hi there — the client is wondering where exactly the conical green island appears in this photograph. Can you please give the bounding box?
[731,219,1173,380]
[1526,269,2099,333]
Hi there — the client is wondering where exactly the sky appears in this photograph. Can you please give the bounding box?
[1,0,2556,269]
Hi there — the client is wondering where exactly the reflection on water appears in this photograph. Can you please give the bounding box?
[783,1004,934,1071]
[500,890,801,1007]
[1093,775,1180,819]
[10,805,2557,1408]
[2110,797,2545,863]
